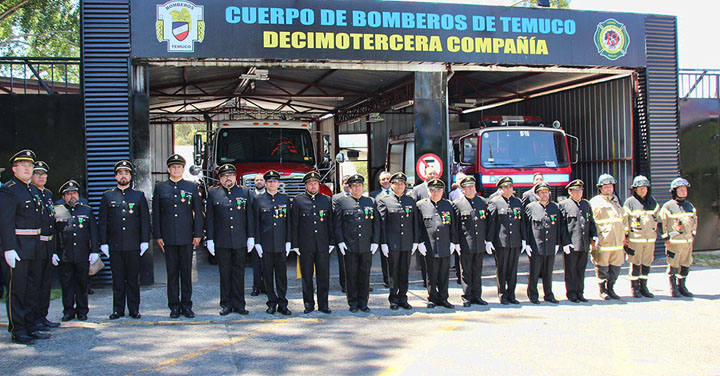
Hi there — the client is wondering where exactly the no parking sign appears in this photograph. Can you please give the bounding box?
[416,153,444,181]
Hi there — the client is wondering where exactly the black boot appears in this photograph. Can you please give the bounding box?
[678,266,693,297]
[631,280,642,298]
[596,266,610,300]
[598,281,610,300]
[669,267,680,297]
[639,265,654,298]
[607,265,621,300]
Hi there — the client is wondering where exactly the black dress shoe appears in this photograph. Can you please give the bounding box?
[29,331,51,340]
[109,312,124,320]
[266,306,277,314]
[390,303,399,310]
[471,298,488,306]
[278,306,292,316]
[169,309,181,318]
[530,298,540,304]
[34,324,50,332]
[426,302,436,308]
[77,314,88,321]
[130,312,142,319]
[383,282,390,288]
[440,301,455,309]
[341,287,346,294]
[182,309,195,318]
[11,334,35,345]
[233,308,249,315]
[303,307,315,314]
[462,301,472,307]
[578,295,588,302]
[500,297,509,305]
[400,302,412,310]
[508,298,520,305]
[369,287,374,292]
[544,297,559,304]
[61,314,74,322]
[43,319,60,328]
[319,308,332,314]
[360,306,370,313]
[349,307,358,313]
[250,288,261,297]
[219,307,232,316]
[568,296,579,303]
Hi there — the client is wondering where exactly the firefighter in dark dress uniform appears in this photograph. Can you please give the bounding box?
[152,154,203,318]
[558,179,598,303]
[523,182,569,304]
[30,161,60,331]
[99,160,150,319]
[487,176,528,305]
[370,171,392,288]
[330,176,351,294]
[53,180,98,321]
[452,176,490,307]
[250,173,265,296]
[0,149,50,344]
[205,164,254,315]
[291,171,334,314]
[333,174,380,313]
[253,170,292,315]
[416,178,458,309]
[378,172,419,310]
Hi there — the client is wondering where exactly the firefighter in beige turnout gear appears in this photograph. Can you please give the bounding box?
[659,178,697,298]
[589,174,626,300]
[623,175,659,298]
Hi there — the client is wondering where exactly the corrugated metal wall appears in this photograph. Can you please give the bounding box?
[369,112,414,184]
[150,123,174,183]
[644,15,681,204]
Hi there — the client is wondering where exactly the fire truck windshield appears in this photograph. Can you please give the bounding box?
[480,129,569,169]
[216,128,315,165]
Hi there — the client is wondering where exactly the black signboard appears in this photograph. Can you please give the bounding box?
[131,0,648,67]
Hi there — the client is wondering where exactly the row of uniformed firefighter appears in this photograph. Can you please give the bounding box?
[0,148,698,345]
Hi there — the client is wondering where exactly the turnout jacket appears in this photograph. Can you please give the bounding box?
[0,177,43,259]
[524,200,569,256]
[253,191,291,253]
[333,195,380,253]
[558,198,597,253]
[152,179,203,245]
[453,194,489,254]
[589,194,625,252]
[659,199,697,244]
[54,201,99,263]
[206,184,254,249]
[378,192,420,252]
[98,187,151,252]
[623,193,659,244]
[290,192,334,253]
[487,194,525,249]
[416,198,458,258]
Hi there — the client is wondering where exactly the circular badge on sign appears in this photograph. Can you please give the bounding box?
[416,153,444,181]
[594,18,630,61]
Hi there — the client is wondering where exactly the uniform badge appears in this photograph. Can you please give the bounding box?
[441,211,452,225]
[404,206,412,218]
[512,208,522,220]
[364,207,374,220]
[236,197,246,210]
[319,209,326,221]
[180,190,186,203]
[478,209,485,219]
[78,217,84,228]
[128,202,135,214]
[550,214,557,226]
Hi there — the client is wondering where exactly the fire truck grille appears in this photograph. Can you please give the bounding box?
[243,176,305,198]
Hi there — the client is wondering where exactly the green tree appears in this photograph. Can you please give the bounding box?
[0,0,80,57]
[520,0,571,8]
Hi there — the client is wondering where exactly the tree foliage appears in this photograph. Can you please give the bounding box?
[520,0,571,8]
[0,0,80,57]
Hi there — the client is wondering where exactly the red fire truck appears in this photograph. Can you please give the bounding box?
[386,116,578,197]
[192,120,333,196]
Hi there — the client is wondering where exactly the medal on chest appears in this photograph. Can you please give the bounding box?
[180,190,186,203]
[404,206,412,218]
[477,209,486,219]
[319,209,326,221]
[236,197,246,210]
[128,202,134,214]
[78,216,84,228]
[512,208,522,220]
[441,211,452,225]
[274,204,287,218]
[549,214,557,226]
[364,207,374,220]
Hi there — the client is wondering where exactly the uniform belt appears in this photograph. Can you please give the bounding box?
[628,238,655,243]
[15,228,41,235]
[40,235,53,242]
[669,238,693,244]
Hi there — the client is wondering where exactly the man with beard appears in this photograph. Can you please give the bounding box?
[152,154,203,318]
[206,164,254,315]
[659,178,697,297]
[54,180,98,321]
[291,171,334,314]
[99,160,150,319]
[30,161,60,331]
[623,175,659,298]
[253,170,292,315]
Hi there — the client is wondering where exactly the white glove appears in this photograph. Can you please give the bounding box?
[285,242,291,256]
[291,248,300,256]
[593,236,599,246]
[329,245,334,254]
[485,241,495,255]
[246,237,255,252]
[563,245,573,254]
[4,250,20,268]
[417,243,427,256]
[140,242,149,256]
[370,243,379,254]
[206,240,216,256]
[411,243,419,254]
[338,242,347,255]
[453,243,461,255]
[555,245,560,254]
[100,244,109,258]
[51,254,60,266]
[522,241,533,256]
[89,253,99,264]
[381,244,389,257]
[255,244,263,258]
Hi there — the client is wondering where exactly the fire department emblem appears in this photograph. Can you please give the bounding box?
[594,19,630,61]
[156,0,205,53]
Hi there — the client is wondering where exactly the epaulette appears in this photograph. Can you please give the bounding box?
[104,189,114,193]
[80,202,92,208]
[208,185,220,191]
[5,181,16,188]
